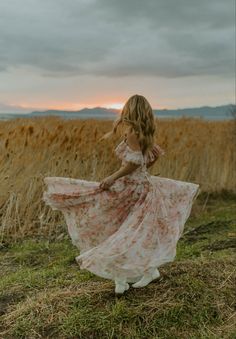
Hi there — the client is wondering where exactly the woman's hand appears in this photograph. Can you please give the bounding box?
[99,176,115,190]
[152,146,160,158]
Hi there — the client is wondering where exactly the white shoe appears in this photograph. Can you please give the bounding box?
[115,280,130,294]
[132,268,160,288]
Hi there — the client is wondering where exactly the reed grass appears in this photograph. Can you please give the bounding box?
[0,116,235,241]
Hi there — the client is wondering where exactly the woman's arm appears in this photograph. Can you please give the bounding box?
[99,162,140,189]
[100,131,141,189]
[146,160,156,168]
[110,162,140,181]
[146,145,163,168]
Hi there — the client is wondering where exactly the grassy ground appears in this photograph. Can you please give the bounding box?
[0,194,235,338]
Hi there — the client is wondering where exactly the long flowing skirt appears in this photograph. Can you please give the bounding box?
[43,175,200,283]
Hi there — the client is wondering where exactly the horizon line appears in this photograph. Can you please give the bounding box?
[0,103,234,115]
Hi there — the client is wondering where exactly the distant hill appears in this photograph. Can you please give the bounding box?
[0,104,235,121]
[153,105,235,118]
[29,107,118,117]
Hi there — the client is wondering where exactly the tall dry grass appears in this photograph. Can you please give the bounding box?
[0,115,235,242]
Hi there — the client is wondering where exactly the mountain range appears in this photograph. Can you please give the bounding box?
[0,104,235,121]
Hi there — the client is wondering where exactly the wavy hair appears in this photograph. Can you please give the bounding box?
[99,94,156,155]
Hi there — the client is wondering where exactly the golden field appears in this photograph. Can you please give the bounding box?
[0,116,235,241]
[0,116,236,339]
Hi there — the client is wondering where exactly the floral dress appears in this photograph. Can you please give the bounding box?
[42,138,200,283]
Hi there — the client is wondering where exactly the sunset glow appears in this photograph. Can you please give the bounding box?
[104,103,124,110]
[5,101,126,113]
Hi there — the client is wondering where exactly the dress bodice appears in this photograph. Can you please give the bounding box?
[114,138,165,166]
[114,138,165,184]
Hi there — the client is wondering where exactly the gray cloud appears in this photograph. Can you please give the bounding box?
[0,0,235,78]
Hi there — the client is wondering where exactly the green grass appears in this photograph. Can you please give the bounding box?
[0,194,235,338]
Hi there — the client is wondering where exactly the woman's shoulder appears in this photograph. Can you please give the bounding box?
[114,132,143,165]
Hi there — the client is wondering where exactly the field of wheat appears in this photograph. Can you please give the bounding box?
[0,116,235,242]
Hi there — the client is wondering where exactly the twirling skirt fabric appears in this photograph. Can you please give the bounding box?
[43,172,200,283]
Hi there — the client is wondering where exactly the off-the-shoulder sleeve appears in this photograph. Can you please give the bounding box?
[114,141,143,165]
[145,144,165,164]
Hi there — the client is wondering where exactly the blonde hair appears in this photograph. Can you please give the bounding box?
[99,94,156,155]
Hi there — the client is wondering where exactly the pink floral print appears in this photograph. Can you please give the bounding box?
[42,139,200,283]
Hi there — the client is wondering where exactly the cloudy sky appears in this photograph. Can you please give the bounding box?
[0,0,235,113]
